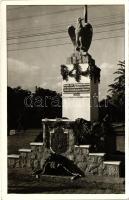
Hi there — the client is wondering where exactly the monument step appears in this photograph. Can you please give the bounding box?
[8,154,20,168]
[19,148,32,153]
[74,145,91,148]
[8,154,20,158]
[18,148,32,168]
[30,142,43,146]
[7,136,122,177]
[103,161,121,165]
[74,145,91,156]
[103,161,121,177]
[89,153,106,156]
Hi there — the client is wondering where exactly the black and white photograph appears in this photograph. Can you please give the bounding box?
[0,0,128,199]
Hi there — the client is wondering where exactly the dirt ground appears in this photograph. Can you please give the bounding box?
[8,168,125,194]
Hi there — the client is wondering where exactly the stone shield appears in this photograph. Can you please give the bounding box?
[50,127,68,154]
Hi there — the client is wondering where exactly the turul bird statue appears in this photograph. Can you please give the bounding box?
[68,5,93,53]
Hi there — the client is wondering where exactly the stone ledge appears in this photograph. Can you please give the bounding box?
[89,153,106,156]
[64,131,69,134]
[18,149,31,153]
[30,142,43,146]
[8,154,20,159]
[50,130,69,134]
[74,145,91,148]
[104,161,121,165]
[42,119,74,122]
[50,130,54,133]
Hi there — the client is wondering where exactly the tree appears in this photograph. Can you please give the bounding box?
[7,86,31,132]
[7,86,62,131]
[107,60,125,121]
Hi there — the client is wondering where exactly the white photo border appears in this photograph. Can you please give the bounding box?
[1,0,128,199]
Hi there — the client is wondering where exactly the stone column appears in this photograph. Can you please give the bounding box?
[61,53,100,122]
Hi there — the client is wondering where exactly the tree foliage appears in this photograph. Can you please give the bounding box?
[108,60,125,106]
[99,60,125,122]
[7,86,62,132]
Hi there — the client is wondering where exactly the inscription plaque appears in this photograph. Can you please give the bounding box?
[63,83,90,95]
[62,63,98,121]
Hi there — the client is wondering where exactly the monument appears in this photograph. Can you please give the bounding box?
[8,5,122,180]
[61,6,101,122]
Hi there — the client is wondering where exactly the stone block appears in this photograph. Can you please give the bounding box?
[103,161,121,177]
[78,145,91,155]
[76,161,87,172]
[95,163,104,176]
[33,159,39,168]
[40,148,51,169]
[19,157,26,168]
[67,145,74,154]
[37,152,43,160]
[39,146,44,152]
[74,154,84,163]
[30,143,43,153]
[85,163,99,175]
[9,129,16,135]
[69,130,74,141]
[88,153,105,164]
[23,156,31,168]
[8,154,20,168]
[31,152,36,159]
[30,159,35,169]
[8,159,13,168]
[18,149,32,168]
[15,160,20,168]
[81,153,106,176]
[20,152,27,158]
[74,145,82,154]
[31,145,36,151]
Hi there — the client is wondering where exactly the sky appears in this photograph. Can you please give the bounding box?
[7,5,125,100]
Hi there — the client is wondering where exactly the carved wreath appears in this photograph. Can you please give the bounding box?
[61,64,100,83]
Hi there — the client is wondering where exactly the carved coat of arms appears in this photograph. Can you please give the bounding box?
[50,127,68,154]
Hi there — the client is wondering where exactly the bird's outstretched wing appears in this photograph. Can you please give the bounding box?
[68,25,76,46]
[82,23,93,52]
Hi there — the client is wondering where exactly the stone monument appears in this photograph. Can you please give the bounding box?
[8,6,121,179]
[61,6,101,122]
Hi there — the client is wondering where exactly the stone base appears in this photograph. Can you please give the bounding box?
[8,144,121,177]
[8,119,122,178]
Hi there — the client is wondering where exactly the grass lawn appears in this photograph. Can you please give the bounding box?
[8,168,125,194]
[8,129,41,154]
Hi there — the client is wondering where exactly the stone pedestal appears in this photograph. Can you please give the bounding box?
[61,53,100,122]
[8,119,122,177]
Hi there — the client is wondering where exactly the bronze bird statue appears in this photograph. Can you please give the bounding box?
[68,6,93,53]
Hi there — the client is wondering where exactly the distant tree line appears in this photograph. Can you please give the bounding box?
[7,86,62,132]
[8,61,124,132]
